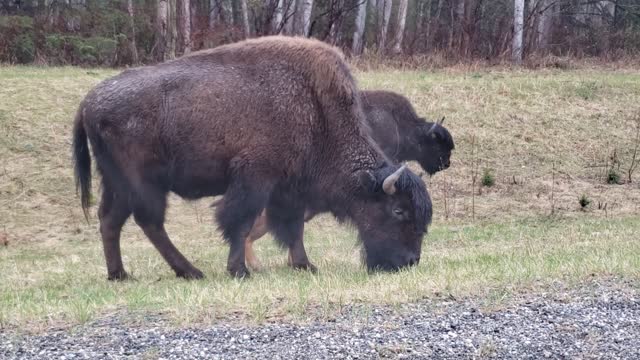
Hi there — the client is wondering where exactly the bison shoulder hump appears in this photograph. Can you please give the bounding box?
[187,36,357,103]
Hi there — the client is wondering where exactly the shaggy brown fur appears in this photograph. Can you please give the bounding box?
[73,36,431,280]
[238,90,454,270]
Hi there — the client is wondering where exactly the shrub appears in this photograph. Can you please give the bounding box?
[44,34,117,66]
[0,16,35,64]
[579,194,591,209]
[481,168,495,187]
[607,169,621,185]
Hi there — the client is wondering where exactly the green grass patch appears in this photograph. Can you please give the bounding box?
[1,216,638,328]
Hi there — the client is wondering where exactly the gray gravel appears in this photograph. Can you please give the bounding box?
[1,281,639,359]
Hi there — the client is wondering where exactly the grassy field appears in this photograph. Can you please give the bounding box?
[1,66,639,330]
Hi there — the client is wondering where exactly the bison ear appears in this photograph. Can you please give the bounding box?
[357,170,377,193]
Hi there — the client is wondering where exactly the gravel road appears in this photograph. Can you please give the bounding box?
[1,280,638,359]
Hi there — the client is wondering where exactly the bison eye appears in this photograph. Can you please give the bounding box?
[393,208,404,216]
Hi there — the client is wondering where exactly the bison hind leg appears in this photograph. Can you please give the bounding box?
[215,174,275,278]
[266,196,317,273]
[98,179,132,281]
[244,209,269,271]
[131,184,204,280]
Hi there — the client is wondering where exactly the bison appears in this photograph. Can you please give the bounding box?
[362,90,454,176]
[237,90,455,270]
[72,36,432,280]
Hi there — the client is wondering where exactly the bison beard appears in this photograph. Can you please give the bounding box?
[72,36,432,280]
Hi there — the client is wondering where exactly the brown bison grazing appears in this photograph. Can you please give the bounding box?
[72,36,432,280]
[362,90,454,175]
[238,90,454,270]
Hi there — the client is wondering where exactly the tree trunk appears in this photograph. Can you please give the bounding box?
[377,0,391,52]
[273,0,284,33]
[295,0,313,37]
[512,0,524,64]
[599,0,615,52]
[447,3,454,50]
[461,0,474,57]
[283,0,296,34]
[190,0,198,35]
[156,0,168,61]
[433,0,443,50]
[221,0,233,25]
[127,0,139,64]
[329,0,345,45]
[179,0,191,54]
[240,0,250,37]
[168,0,177,59]
[392,0,409,54]
[536,0,553,51]
[452,0,464,52]
[418,0,431,52]
[352,0,367,54]
[209,0,220,29]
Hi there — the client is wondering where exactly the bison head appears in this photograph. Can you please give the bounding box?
[415,117,455,175]
[354,164,432,272]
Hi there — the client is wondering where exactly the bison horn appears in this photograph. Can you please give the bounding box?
[424,122,438,136]
[439,116,445,125]
[382,164,407,195]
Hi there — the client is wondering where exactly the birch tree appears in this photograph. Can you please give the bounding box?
[283,0,296,34]
[156,0,168,61]
[168,0,177,59]
[377,0,391,51]
[392,0,409,54]
[178,0,191,54]
[273,0,284,33]
[127,0,139,63]
[512,0,525,64]
[295,0,313,37]
[352,0,367,54]
[240,0,250,37]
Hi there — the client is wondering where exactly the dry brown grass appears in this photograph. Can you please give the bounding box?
[357,68,640,221]
[349,52,640,73]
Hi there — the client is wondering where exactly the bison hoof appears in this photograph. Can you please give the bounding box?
[107,270,129,281]
[228,265,251,279]
[290,262,318,274]
[177,268,205,280]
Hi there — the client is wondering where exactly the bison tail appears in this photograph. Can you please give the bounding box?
[73,108,92,221]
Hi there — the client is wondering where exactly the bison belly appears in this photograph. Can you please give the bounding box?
[83,63,316,201]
